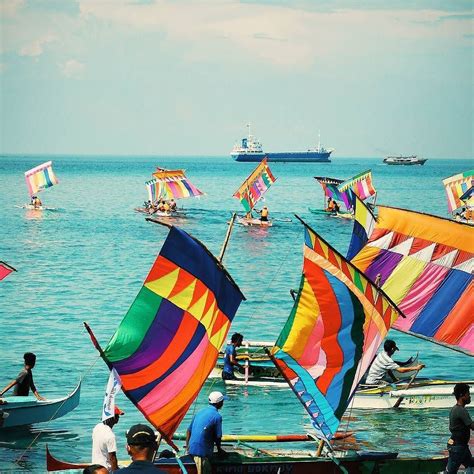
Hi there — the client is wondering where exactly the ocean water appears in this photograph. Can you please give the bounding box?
[0,155,472,472]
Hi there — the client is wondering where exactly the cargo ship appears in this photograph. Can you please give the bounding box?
[231,125,333,163]
[383,155,428,165]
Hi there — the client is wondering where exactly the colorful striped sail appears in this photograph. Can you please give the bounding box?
[442,170,474,213]
[346,196,376,260]
[269,221,401,441]
[233,158,276,212]
[350,206,474,355]
[314,176,353,211]
[24,161,59,196]
[337,170,377,202]
[100,226,245,447]
[0,261,16,281]
[147,168,204,201]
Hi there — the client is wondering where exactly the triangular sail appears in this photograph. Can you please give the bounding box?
[442,170,474,213]
[148,168,204,201]
[233,158,276,212]
[269,220,401,442]
[350,206,474,355]
[24,161,59,197]
[314,176,352,211]
[100,226,245,447]
[337,170,377,203]
[346,196,376,260]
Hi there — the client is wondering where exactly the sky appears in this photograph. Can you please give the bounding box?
[0,0,472,158]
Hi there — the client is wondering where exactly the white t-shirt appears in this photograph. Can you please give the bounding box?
[366,351,400,385]
[92,422,117,470]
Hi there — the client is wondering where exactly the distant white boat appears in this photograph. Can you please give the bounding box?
[383,155,427,165]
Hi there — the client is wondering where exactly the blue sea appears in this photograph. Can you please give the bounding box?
[0,155,472,472]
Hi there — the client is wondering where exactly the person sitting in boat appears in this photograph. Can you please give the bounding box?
[222,333,244,380]
[186,391,227,474]
[326,198,335,212]
[0,352,46,400]
[446,383,474,474]
[365,340,425,385]
[91,405,124,472]
[257,206,269,222]
[169,198,177,212]
[332,201,341,214]
[117,423,164,473]
[30,195,42,208]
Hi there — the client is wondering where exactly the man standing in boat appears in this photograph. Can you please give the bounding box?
[446,383,474,473]
[0,352,46,400]
[222,333,244,380]
[365,340,425,385]
[186,391,227,474]
[91,406,124,471]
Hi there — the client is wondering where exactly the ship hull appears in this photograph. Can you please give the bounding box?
[232,151,332,163]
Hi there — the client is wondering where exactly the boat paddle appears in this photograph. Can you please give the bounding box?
[392,368,421,409]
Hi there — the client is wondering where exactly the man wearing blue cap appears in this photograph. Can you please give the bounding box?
[186,391,227,474]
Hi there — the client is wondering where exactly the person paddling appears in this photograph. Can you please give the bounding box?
[0,352,46,400]
[365,340,425,385]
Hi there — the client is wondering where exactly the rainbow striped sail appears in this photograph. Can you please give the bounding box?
[233,158,276,212]
[270,221,401,442]
[24,161,59,197]
[338,170,377,203]
[0,261,16,281]
[147,168,204,201]
[443,170,474,214]
[314,176,353,210]
[350,206,474,355]
[99,226,245,447]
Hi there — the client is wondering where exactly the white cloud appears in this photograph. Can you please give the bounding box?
[19,34,57,57]
[60,59,85,78]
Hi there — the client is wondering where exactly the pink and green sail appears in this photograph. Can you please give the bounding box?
[269,221,401,442]
[97,226,245,447]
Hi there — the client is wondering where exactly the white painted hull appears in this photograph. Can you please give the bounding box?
[237,216,272,227]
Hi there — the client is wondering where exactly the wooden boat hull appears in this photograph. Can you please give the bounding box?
[308,208,353,219]
[237,216,273,227]
[17,204,57,211]
[46,446,447,473]
[1,382,80,429]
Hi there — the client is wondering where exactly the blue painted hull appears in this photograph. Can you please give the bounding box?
[231,151,332,163]
[1,381,81,429]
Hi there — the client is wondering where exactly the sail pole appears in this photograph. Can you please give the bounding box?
[219,213,236,263]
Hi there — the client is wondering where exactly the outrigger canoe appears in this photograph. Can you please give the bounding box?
[0,381,80,429]
[236,216,273,227]
[46,444,448,473]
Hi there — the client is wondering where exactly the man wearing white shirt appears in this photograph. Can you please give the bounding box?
[366,340,425,385]
[92,406,124,471]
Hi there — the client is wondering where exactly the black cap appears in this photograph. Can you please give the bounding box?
[126,424,157,446]
[384,340,399,352]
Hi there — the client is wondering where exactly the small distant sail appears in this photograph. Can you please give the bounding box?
[0,261,16,281]
[99,226,245,448]
[269,220,401,442]
[24,161,59,197]
[147,168,204,202]
[350,206,474,355]
[337,170,377,203]
[102,368,122,421]
[233,158,276,212]
[443,170,474,214]
[346,196,376,260]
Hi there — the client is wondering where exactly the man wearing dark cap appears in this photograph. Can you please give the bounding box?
[92,406,124,471]
[366,339,425,385]
[0,352,45,400]
[117,423,164,473]
[446,383,473,473]
[186,391,227,474]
